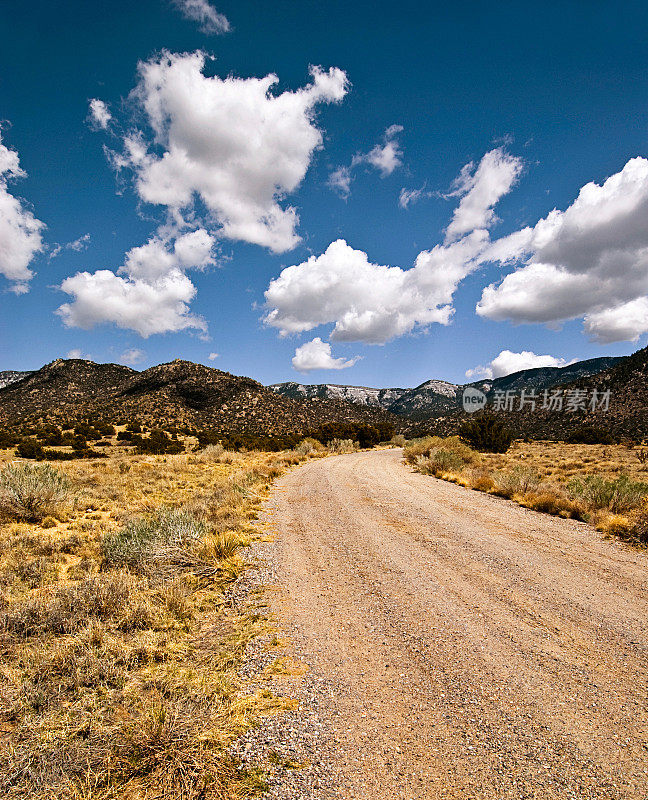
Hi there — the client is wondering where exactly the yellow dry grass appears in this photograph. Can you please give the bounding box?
[0,446,312,799]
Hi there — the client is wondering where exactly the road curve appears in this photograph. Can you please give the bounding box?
[260,449,648,799]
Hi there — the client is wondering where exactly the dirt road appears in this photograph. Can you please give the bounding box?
[259,449,648,799]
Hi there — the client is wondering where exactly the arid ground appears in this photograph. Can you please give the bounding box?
[260,448,648,799]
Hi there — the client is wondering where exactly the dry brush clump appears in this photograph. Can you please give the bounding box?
[404,436,476,476]
[0,463,71,522]
[0,446,306,799]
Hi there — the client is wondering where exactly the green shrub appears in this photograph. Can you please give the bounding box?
[566,426,615,445]
[626,507,648,544]
[567,474,648,513]
[295,437,324,456]
[133,429,184,455]
[0,463,71,522]
[459,414,512,453]
[16,438,45,460]
[328,438,358,454]
[416,448,465,475]
[0,573,149,638]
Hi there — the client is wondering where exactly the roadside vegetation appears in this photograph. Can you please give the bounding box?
[0,436,336,799]
[404,435,648,545]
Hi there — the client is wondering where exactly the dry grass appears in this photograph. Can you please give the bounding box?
[0,444,314,799]
[406,438,648,543]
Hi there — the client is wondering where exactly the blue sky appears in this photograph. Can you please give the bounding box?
[1,0,647,387]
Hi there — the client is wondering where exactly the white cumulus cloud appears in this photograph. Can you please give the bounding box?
[266,149,524,352]
[50,232,91,259]
[265,233,488,344]
[57,229,215,337]
[173,0,230,34]
[88,99,112,129]
[466,349,573,380]
[0,132,45,293]
[208,351,219,360]
[292,337,359,372]
[359,124,403,176]
[66,348,92,360]
[476,156,648,343]
[113,51,348,253]
[327,166,352,200]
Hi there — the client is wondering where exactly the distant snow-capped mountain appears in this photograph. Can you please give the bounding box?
[0,371,33,390]
[269,357,623,421]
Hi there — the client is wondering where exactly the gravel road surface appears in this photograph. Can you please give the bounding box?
[254,448,648,799]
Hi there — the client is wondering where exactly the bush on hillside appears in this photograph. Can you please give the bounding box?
[132,429,184,455]
[16,438,45,460]
[459,414,513,453]
[327,438,358,454]
[566,425,615,445]
[102,507,209,573]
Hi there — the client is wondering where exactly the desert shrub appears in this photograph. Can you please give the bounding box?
[133,429,184,455]
[492,465,542,497]
[102,508,208,571]
[404,436,441,464]
[463,467,495,492]
[459,414,512,453]
[415,448,466,475]
[567,474,648,513]
[294,437,324,456]
[16,437,45,460]
[626,506,648,544]
[195,443,236,464]
[43,447,106,460]
[0,427,20,448]
[0,463,71,522]
[390,434,407,447]
[521,490,584,519]
[405,435,475,468]
[0,573,150,638]
[327,438,358,454]
[311,421,395,449]
[566,425,615,445]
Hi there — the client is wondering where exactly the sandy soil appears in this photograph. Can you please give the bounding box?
[258,448,648,799]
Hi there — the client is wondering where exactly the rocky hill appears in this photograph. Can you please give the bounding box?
[0,359,399,437]
[411,350,647,441]
[270,357,622,421]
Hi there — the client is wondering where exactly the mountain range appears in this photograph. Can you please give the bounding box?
[270,357,623,420]
[1,350,645,442]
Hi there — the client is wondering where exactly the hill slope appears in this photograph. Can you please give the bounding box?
[412,349,647,440]
[0,359,399,437]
